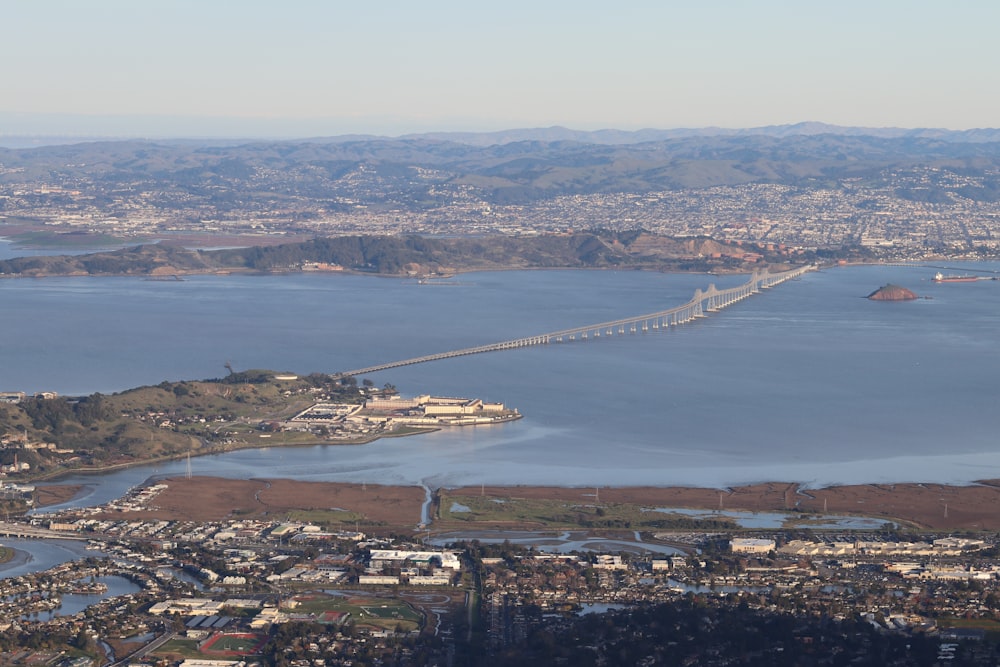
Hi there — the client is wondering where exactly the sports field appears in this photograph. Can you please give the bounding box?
[287,593,423,632]
[202,632,267,655]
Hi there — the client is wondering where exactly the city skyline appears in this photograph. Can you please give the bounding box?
[3,0,999,138]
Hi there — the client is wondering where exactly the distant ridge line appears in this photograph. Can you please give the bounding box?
[4,121,1000,149]
[401,122,1000,146]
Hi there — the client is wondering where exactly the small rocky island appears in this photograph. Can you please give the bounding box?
[867,284,918,301]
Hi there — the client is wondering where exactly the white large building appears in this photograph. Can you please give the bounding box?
[730,538,776,554]
[369,549,461,570]
[148,598,225,615]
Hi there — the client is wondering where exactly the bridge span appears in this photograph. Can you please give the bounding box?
[337,265,815,377]
[0,521,90,540]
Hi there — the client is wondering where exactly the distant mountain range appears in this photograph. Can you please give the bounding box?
[2,123,1000,220]
[4,122,1000,149]
[398,122,1000,146]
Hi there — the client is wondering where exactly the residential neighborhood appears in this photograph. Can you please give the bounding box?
[3,487,1000,665]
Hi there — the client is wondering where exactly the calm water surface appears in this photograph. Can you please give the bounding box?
[4,262,1000,503]
[23,575,141,621]
[0,539,92,577]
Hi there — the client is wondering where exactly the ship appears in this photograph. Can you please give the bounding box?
[933,272,981,283]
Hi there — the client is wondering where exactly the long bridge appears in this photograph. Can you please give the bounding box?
[337,264,815,377]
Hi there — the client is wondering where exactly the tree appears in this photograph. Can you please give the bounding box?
[74,628,95,653]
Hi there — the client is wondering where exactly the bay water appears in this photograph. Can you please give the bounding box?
[3,256,1000,505]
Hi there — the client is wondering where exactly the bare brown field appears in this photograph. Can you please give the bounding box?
[34,485,84,508]
[258,479,425,526]
[94,476,424,526]
[804,482,1000,531]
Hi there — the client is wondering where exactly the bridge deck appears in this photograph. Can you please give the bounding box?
[338,265,814,377]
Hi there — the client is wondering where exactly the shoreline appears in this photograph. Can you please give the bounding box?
[0,546,15,566]
[25,426,1000,528]
[37,475,1000,533]
[0,259,782,280]
[28,427,429,484]
[11,259,999,516]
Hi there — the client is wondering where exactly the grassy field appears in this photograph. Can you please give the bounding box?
[153,638,203,659]
[287,593,423,632]
[155,634,265,659]
[437,492,739,530]
[284,508,366,527]
[936,617,1000,640]
[203,633,266,654]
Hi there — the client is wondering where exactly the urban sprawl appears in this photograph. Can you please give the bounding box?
[0,502,998,666]
[3,166,1000,261]
[4,147,1000,664]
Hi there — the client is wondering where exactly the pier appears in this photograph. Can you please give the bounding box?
[338,265,815,377]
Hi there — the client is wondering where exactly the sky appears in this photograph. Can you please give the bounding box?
[2,0,998,138]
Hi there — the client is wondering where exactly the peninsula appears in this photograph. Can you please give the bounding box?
[0,371,517,484]
[0,231,806,278]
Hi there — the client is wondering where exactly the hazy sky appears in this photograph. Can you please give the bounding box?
[3,0,998,137]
